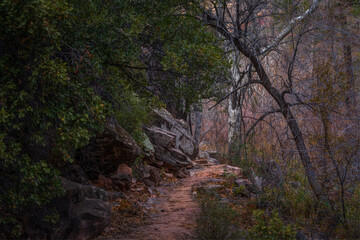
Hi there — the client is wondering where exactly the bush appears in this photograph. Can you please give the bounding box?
[195,192,243,240]
[248,209,296,240]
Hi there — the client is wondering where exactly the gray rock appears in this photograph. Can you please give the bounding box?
[207,158,219,165]
[61,177,125,202]
[26,179,115,240]
[152,109,198,159]
[198,150,210,159]
[73,198,112,240]
[139,164,161,187]
[143,126,176,149]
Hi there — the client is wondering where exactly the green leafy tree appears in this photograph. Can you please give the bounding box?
[0,0,229,236]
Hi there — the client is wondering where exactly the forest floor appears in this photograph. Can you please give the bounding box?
[97,163,228,240]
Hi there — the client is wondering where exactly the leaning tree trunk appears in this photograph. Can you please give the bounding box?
[204,0,325,201]
[251,51,326,201]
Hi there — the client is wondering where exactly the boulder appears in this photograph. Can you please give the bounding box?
[73,199,112,240]
[110,174,132,192]
[198,150,210,159]
[114,163,132,177]
[24,178,116,240]
[62,177,125,202]
[207,158,219,165]
[143,126,176,149]
[154,146,179,171]
[152,109,198,159]
[174,168,189,178]
[60,164,90,185]
[225,166,243,177]
[77,118,140,178]
[139,164,161,187]
[153,145,192,171]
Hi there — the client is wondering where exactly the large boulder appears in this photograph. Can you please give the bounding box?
[60,164,90,185]
[143,126,176,149]
[23,178,117,240]
[72,199,112,240]
[151,109,198,159]
[77,118,140,179]
[152,145,193,171]
[138,164,161,187]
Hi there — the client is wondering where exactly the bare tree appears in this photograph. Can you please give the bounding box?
[198,0,326,200]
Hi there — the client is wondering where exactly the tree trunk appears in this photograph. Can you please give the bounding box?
[340,15,356,110]
[194,107,202,145]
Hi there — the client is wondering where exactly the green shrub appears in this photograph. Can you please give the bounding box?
[248,209,296,240]
[195,192,243,240]
[343,185,360,238]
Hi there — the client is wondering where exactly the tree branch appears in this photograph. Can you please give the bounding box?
[260,0,321,56]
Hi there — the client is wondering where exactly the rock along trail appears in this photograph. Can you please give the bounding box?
[117,164,227,240]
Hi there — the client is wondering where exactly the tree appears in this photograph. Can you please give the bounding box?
[199,0,326,201]
[0,0,229,236]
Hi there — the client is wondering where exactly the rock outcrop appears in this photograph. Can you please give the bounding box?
[151,109,198,159]
[23,178,121,240]
[77,118,140,179]
[142,109,198,177]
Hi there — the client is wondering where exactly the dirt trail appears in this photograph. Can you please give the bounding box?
[117,164,226,240]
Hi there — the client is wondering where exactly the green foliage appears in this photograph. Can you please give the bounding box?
[342,185,360,238]
[248,209,296,240]
[0,0,229,236]
[195,192,243,240]
[233,185,247,197]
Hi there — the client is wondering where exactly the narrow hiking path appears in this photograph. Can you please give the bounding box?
[115,164,227,240]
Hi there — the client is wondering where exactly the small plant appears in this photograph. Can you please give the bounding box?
[233,185,248,197]
[248,209,296,240]
[223,169,237,179]
[195,192,243,240]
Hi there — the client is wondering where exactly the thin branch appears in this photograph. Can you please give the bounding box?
[208,79,261,110]
[260,0,321,56]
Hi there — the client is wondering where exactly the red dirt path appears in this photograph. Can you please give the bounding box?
[116,164,226,240]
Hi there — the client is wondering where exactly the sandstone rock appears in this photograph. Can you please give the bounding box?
[164,172,174,178]
[143,126,176,149]
[175,168,189,178]
[225,166,243,177]
[207,158,219,165]
[110,174,132,191]
[73,198,112,240]
[95,175,113,190]
[114,163,132,177]
[152,109,198,159]
[78,118,140,178]
[139,164,161,187]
